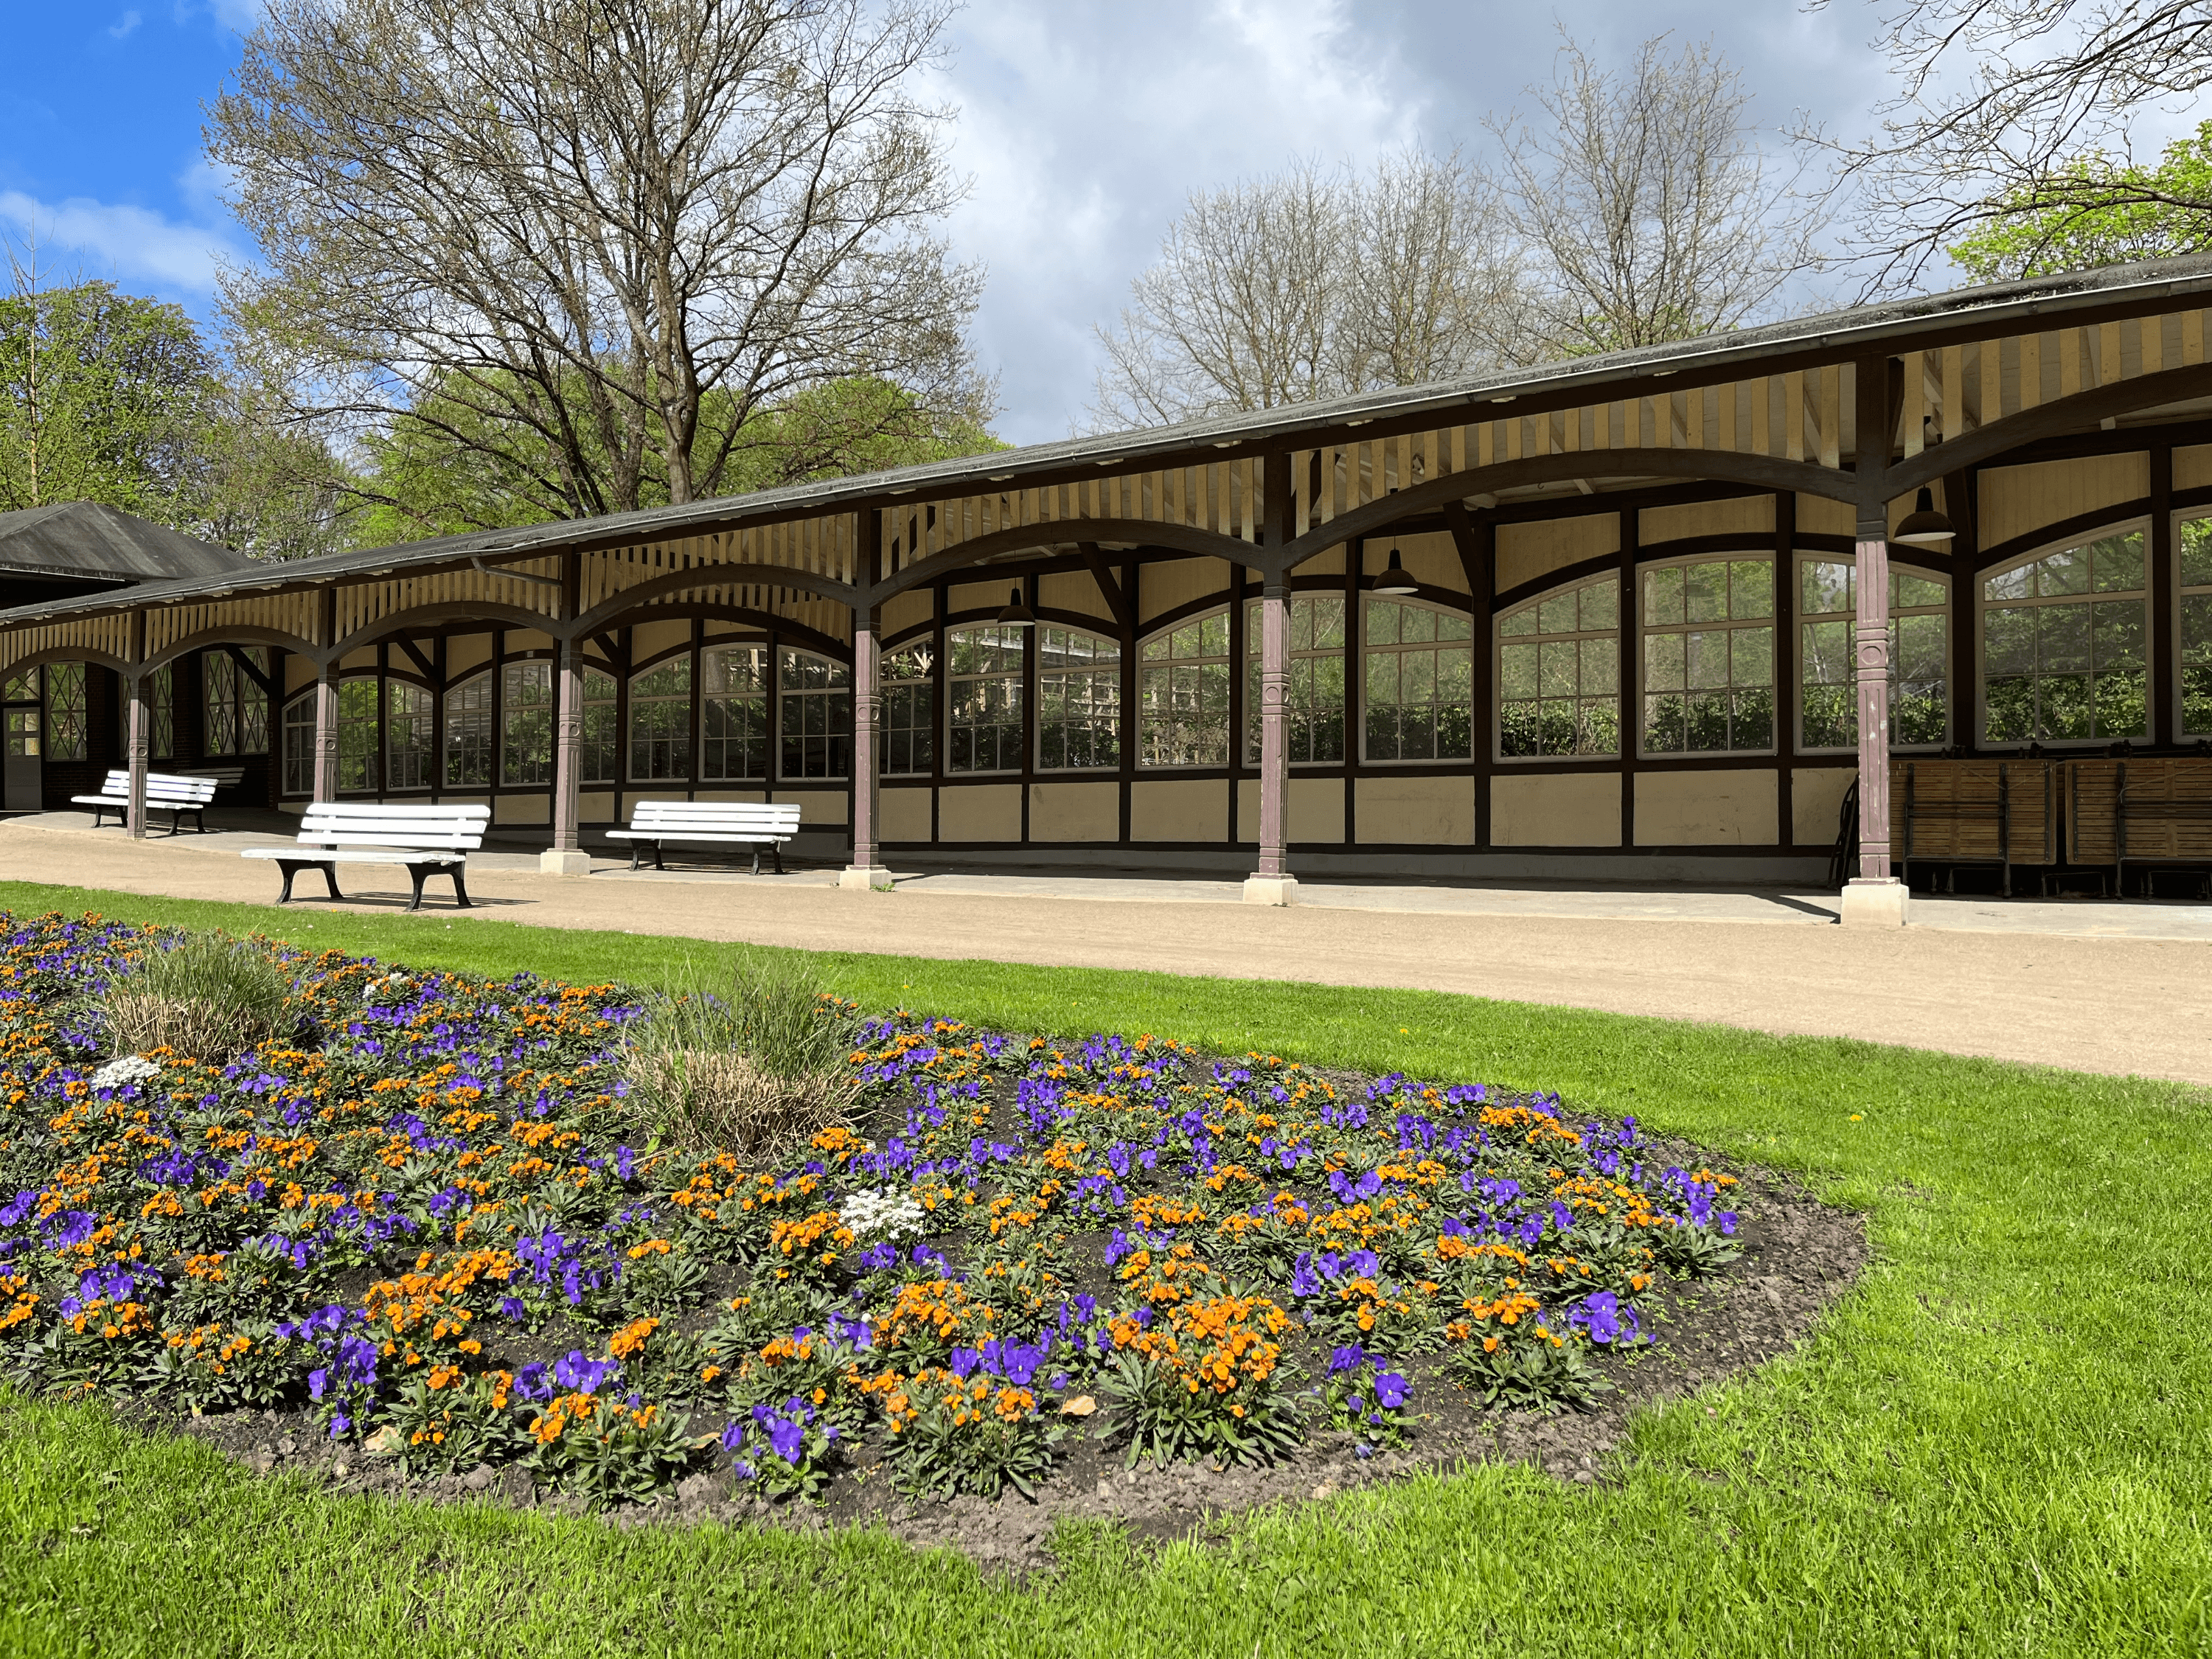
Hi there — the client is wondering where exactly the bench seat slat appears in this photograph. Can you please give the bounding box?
[243,848,465,864]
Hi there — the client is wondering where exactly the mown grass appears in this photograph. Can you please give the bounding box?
[1,877,2207,1658]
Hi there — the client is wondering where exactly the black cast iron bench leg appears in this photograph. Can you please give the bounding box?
[276,860,343,904]
[406,863,472,911]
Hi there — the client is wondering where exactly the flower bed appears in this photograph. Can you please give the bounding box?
[0,910,1803,1528]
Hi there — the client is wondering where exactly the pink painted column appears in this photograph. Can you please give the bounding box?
[313,665,341,801]
[1853,526,1893,880]
[840,619,888,888]
[125,675,150,839]
[540,636,591,873]
[1254,579,1291,879]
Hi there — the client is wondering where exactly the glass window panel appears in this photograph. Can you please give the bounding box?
[628,657,692,781]
[1893,570,1946,609]
[441,673,493,787]
[1644,631,1686,692]
[881,644,936,776]
[2090,530,2144,594]
[202,653,238,757]
[1985,605,2035,677]
[1730,560,1773,620]
[2182,518,2212,588]
[2090,601,2143,672]
[501,661,553,785]
[1803,561,1852,616]
[779,647,851,779]
[1038,627,1119,771]
[1580,637,1618,698]
[1731,626,1773,689]
[1644,566,1683,625]
[1984,565,2032,602]
[1686,630,1729,690]
[1141,611,1231,768]
[1498,608,1537,638]
[1493,579,1620,757]
[2036,549,2090,597]
[582,668,619,785]
[1537,639,1576,698]
[2036,603,2091,673]
[383,681,433,790]
[1685,562,1728,622]
[948,625,1024,773]
[1579,580,1618,631]
[43,663,86,762]
[1501,642,1538,700]
[282,691,316,796]
[335,677,378,791]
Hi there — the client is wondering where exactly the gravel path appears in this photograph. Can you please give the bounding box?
[5,818,2208,1086]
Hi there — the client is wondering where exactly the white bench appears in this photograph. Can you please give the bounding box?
[174,765,247,793]
[70,771,219,835]
[606,800,804,874]
[241,802,489,911]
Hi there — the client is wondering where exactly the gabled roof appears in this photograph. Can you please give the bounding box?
[0,501,251,584]
[5,251,2212,631]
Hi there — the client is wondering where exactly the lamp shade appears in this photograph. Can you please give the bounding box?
[1893,487,1955,545]
[1371,547,1419,596]
[994,586,1036,627]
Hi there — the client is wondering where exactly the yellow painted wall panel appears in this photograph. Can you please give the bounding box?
[1039,573,1121,627]
[877,588,933,641]
[628,620,690,666]
[493,793,550,827]
[1029,780,1119,841]
[1489,773,1622,846]
[1130,778,1228,841]
[1235,777,1346,843]
[2177,445,2212,492]
[1354,776,1474,845]
[1388,532,1467,595]
[1139,559,1231,627]
[1301,543,1347,577]
[1635,769,1778,846]
[284,654,318,694]
[1641,495,1774,546]
[1978,452,2150,551]
[692,789,768,804]
[1795,493,1856,536]
[773,789,847,826]
[880,786,933,842]
[950,581,1006,621]
[338,647,378,672]
[505,629,554,653]
[1792,766,1856,846]
[578,791,616,822]
[939,783,1021,841]
[1497,514,1618,595]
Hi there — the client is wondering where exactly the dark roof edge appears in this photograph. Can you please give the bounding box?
[7,252,2212,635]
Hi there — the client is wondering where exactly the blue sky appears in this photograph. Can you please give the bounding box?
[2,1,2202,446]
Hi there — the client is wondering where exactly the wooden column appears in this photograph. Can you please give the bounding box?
[1245,451,1297,902]
[1854,512,1895,881]
[314,665,341,802]
[542,633,588,873]
[125,674,150,840]
[843,613,887,888]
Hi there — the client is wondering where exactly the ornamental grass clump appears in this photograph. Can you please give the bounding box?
[622,952,858,1160]
[104,929,299,1062]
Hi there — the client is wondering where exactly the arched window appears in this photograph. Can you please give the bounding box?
[1798,557,1948,751]
[701,644,768,779]
[1981,528,2146,744]
[202,648,268,756]
[880,644,934,776]
[582,667,618,785]
[779,647,852,779]
[281,689,315,796]
[502,659,553,785]
[1641,556,1775,754]
[1497,576,1619,758]
[387,681,434,789]
[2179,515,2212,737]
[1139,611,1228,767]
[1038,627,1119,770]
[947,625,1023,773]
[44,662,87,762]
[1364,597,1472,762]
[441,672,491,787]
[1242,595,1345,765]
[336,677,378,791]
[149,663,174,758]
[630,655,692,780]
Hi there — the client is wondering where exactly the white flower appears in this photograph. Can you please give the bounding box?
[91,1054,162,1091]
[838,1189,925,1239]
[363,973,410,1003]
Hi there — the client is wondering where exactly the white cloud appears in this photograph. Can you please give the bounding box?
[0,189,238,293]
[108,10,144,40]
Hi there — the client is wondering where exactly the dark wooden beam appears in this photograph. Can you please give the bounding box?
[391,635,437,684]
[221,644,277,700]
[1077,541,1132,632]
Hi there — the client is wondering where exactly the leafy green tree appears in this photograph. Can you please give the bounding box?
[1948,122,2212,283]
[0,265,215,521]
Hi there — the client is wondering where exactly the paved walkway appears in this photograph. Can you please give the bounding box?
[3,812,2208,1085]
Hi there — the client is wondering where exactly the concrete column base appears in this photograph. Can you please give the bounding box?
[1242,874,1299,907]
[838,865,895,892]
[1840,877,1908,928]
[538,848,593,877]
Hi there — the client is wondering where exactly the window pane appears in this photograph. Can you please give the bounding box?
[501,661,553,785]
[1729,560,1773,620]
[1139,612,1228,767]
[1893,570,1946,609]
[442,673,493,787]
[778,647,851,779]
[1645,566,1683,625]
[1802,560,1852,616]
[1578,579,1618,631]
[202,653,237,757]
[46,663,88,762]
[384,681,434,789]
[2037,549,2089,597]
[2182,518,2212,588]
[336,677,378,791]
[1685,562,1728,622]
[628,656,692,781]
[2090,530,2144,594]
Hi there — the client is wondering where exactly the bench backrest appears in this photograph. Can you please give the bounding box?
[627,799,805,833]
[97,770,220,804]
[173,765,246,789]
[296,801,490,851]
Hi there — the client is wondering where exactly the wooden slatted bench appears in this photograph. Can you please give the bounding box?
[606,800,804,874]
[2066,757,2212,897]
[174,765,247,794]
[240,802,489,910]
[69,770,219,835]
[1891,759,2057,897]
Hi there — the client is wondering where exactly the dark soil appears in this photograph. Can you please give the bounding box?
[112,1054,1870,1575]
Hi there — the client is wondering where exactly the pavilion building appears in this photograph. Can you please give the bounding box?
[4,255,2212,919]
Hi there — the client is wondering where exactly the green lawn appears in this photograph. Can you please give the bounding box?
[1,877,2206,1658]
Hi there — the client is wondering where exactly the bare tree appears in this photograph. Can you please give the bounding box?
[210,0,988,524]
[1088,152,1530,431]
[1490,32,1827,355]
[1805,1,2212,289]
